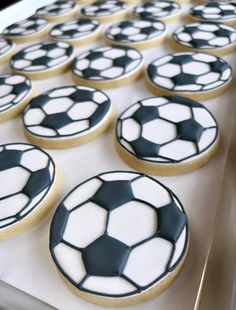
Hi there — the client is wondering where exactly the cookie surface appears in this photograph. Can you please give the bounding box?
[3,17,49,43]
[23,86,114,148]
[81,0,128,23]
[10,41,74,79]
[116,96,219,175]
[49,19,102,46]
[146,52,232,100]
[50,171,188,306]
[72,45,143,88]
[190,2,236,25]
[105,19,166,49]
[132,1,181,22]
[36,0,78,21]
[0,75,34,122]
[0,37,15,64]
[172,22,236,55]
[0,143,59,240]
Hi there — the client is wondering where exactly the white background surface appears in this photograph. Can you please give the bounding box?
[0,1,235,309]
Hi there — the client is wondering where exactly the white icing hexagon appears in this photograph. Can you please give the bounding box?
[157,63,181,78]
[48,48,66,58]
[104,48,125,59]
[120,103,140,119]
[6,75,26,85]
[20,149,49,171]
[26,49,47,60]
[182,61,210,75]
[68,101,97,120]
[13,59,31,69]
[196,72,220,85]
[198,128,217,151]
[43,98,74,114]
[142,97,169,107]
[159,140,196,161]
[107,201,157,246]
[153,76,174,90]
[57,120,89,135]
[193,31,215,40]
[123,238,173,286]
[63,202,107,248]
[24,109,45,126]
[102,67,123,79]
[76,59,90,70]
[100,172,138,181]
[28,126,57,137]
[121,119,141,142]
[90,58,113,70]
[0,85,13,97]
[170,227,187,268]
[159,103,192,123]
[142,119,177,144]
[0,193,29,220]
[192,107,216,128]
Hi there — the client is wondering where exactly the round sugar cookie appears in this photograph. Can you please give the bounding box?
[189,2,236,26]
[115,96,219,175]
[0,37,15,64]
[50,171,189,306]
[105,20,166,50]
[0,143,60,241]
[132,1,181,24]
[146,52,232,101]
[10,41,74,80]
[171,22,236,56]
[3,17,50,44]
[72,45,143,89]
[36,0,79,22]
[80,0,129,24]
[0,75,35,122]
[22,86,114,149]
[49,19,102,47]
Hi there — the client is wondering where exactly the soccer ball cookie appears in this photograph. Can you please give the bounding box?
[10,41,74,80]
[146,52,232,101]
[36,0,79,22]
[72,45,143,89]
[0,75,35,122]
[132,1,181,24]
[22,86,114,149]
[0,143,60,241]
[3,17,50,44]
[105,20,166,50]
[116,96,219,175]
[49,19,102,47]
[80,0,129,24]
[0,37,15,65]
[189,2,236,26]
[50,171,189,306]
[172,22,236,56]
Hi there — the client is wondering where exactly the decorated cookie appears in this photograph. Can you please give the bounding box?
[72,45,143,89]
[0,75,35,122]
[146,52,232,100]
[50,171,188,306]
[116,96,219,175]
[172,22,236,56]
[80,0,129,23]
[105,20,166,50]
[132,1,181,23]
[49,19,102,47]
[190,2,236,25]
[10,41,74,80]
[0,143,60,240]
[0,37,15,64]
[36,0,79,22]
[23,86,114,149]
[3,17,50,44]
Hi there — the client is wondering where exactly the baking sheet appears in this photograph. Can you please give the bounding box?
[0,1,235,309]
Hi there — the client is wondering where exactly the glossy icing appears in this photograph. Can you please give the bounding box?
[72,46,143,81]
[0,75,32,114]
[11,41,73,72]
[81,0,128,17]
[147,52,232,92]
[23,86,112,139]
[0,37,13,56]
[116,96,218,163]
[0,143,56,229]
[105,19,166,43]
[173,22,236,49]
[190,2,236,21]
[36,0,76,17]
[50,171,188,298]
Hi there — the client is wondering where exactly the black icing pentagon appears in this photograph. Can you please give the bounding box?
[87,51,104,61]
[50,203,69,248]
[69,89,94,102]
[82,68,101,79]
[172,73,198,86]
[89,100,110,127]
[133,106,159,124]
[41,113,72,130]
[30,94,50,108]
[0,149,22,171]
[130,137,160,158]
[170,54,193,65]
[177,119,204,143]
[23,167,51,198]
[113,55,133,68]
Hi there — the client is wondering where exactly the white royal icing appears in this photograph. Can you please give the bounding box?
[81,0,128,18]
[0,37,13,56]
[36,0,76,17]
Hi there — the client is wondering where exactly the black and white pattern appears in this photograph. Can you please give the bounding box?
[3,17,48,38]
[36,0,76,18]
[72,46,143,81]
[23,86,111,139]
[81,0,128,18]
[0,37,13,57]
[173,22,236,50]
[0,143,56,229]
[132,1,181,21]
[190,2,236,22]
[116,96,218,163]
[105,20,166,44]
[11,41,73,72]
[49,19,101,41]
[147,52,232,92]
[0,75,32,114]
[50,171,188,298]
